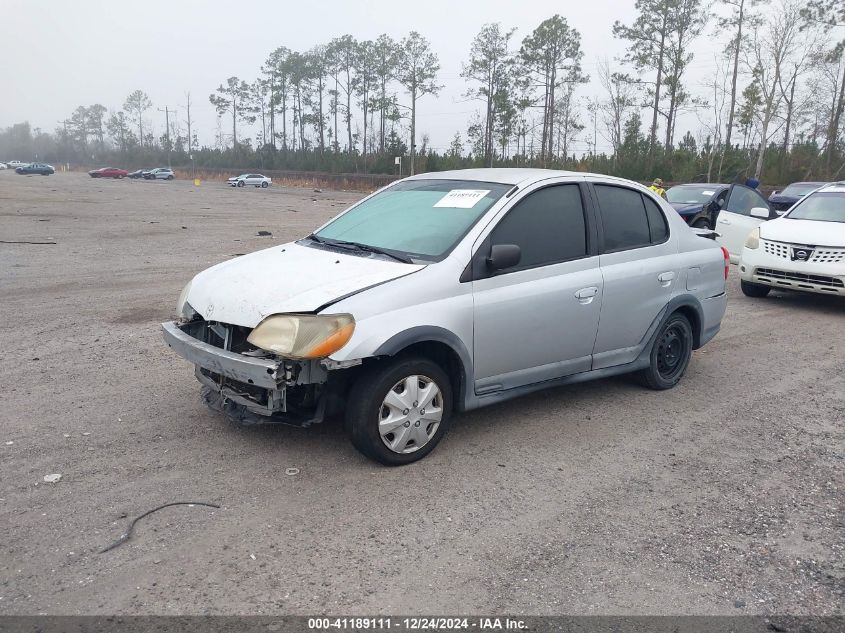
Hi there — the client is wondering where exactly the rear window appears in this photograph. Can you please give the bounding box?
[595,185,651,251]
[786,192,845,223]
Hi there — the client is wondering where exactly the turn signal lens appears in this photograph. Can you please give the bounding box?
[745,227,760,250]
[247,314,355,359]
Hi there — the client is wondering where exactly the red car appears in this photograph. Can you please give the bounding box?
[89,167,129,179]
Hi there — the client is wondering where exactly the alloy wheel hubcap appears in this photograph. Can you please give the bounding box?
[379,375,443,454]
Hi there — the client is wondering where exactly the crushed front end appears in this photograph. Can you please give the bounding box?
[162,318,342,427]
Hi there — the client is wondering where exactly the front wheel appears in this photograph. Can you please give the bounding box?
[346,356,453,465]
[741,280,771,297]
[237,180,244,187]
[637,313,693,390]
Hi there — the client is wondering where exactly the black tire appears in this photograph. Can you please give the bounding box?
[261,181,268,188]
[167,174,174,180]
[637,312,693,390]
[237,180,244,187]
[692,219,710,229]
[346,356,453,465]
[741,279,771,297]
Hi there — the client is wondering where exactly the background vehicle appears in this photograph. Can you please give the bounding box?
[740,182,845,297]
[7,160,27,169]
[127,169,149,179]
[163,169,727,465]
[665,184,729,229]
[89,167,129,179]
[228,173,272,188]
[143,168,174,180]
[0,163,6,170]
[714,183,776,261]
[768,182,827,214]
[15,162,54,175]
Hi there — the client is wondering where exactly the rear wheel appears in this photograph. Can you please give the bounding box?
[741,280,771,297]
[637,313,693,390]
[346,356,452,465]
[261,181,268,188]
[167,174,174,180]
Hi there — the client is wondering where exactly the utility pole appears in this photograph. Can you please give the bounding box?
[184,92,194,179]
[57,119,70,166]
[158,106,172,167]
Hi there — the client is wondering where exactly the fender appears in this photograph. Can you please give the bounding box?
[372,326,474,412]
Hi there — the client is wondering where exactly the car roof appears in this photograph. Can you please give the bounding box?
[788,181,827,186]
[669,183,728,188]
[817,182,845,193]
[405,168,644,186]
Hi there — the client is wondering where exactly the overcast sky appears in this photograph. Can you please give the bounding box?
[1,0,726,154]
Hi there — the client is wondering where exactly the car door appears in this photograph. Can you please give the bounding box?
[590,182,676,369]
[245,174,258,185]
[716,184,771,260]
[471,182,602,393]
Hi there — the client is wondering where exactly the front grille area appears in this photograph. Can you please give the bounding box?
[181,318,257,353]
[756,267,844,291]
[761,240,845,264]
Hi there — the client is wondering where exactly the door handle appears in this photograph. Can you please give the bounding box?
[718,218,730,224]
[575,286,599,304]
[658,272,676,286]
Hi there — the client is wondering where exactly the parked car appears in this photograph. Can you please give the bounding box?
[739,181,845,298]
[665,184,730,229]
[89,167,129,179]
[228,173,272,188]
[0,162,7,170]
[7,160,27,169]
[714,183,777,261]
[162,169,728,465]
[127,169,149,179]
[143,168,174,180]
[768,182,827,214]
[16,162,54,175]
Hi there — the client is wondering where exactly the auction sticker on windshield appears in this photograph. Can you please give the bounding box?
[434,189,491,208]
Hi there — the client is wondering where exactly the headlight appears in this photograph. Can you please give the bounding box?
[247,314,355,359]
[176,280,194,317]
[745,227,760,249]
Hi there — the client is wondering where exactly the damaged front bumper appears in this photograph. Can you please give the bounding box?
[161,320,333,425]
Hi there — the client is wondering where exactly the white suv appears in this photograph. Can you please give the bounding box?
[228,173,272,188]
[739,181,845,297]
[144,168,175,180]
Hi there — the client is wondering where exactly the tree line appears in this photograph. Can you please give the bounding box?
[1,0,843,185]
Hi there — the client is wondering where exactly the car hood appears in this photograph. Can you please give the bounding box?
[761,218,845,247]
[185,241,425,328]
[669,202,703,215]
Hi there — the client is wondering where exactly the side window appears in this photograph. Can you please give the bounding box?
[643,196,669,243]
[725,185,767,216]
[489,184,587,271]
[594,185,651,251]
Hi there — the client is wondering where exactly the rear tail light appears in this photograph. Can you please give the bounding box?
[721,246,730,279]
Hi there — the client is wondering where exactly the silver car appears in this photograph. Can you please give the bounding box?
[163,169,728,465]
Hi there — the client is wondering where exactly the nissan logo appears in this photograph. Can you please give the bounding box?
[790,248,813,261]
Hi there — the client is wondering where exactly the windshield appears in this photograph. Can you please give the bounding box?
[780,183,825,197]
[313,179,511,260]
[666,186,718,205]
[786,192,845,223]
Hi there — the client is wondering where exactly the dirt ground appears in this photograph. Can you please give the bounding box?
[0,172,842,616]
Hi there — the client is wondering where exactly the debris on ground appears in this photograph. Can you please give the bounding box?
[285,468,300,476]
[43,474,62,484]
[313,188,323,193]
[256,230,272,237]
[99,501,221,553]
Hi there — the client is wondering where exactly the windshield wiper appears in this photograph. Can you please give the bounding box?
[305,234,414,263]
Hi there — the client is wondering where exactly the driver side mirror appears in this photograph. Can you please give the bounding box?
[487,244,521,272]
[750,207,770,219]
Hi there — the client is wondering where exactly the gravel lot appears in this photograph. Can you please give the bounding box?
[0,172,842,616]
